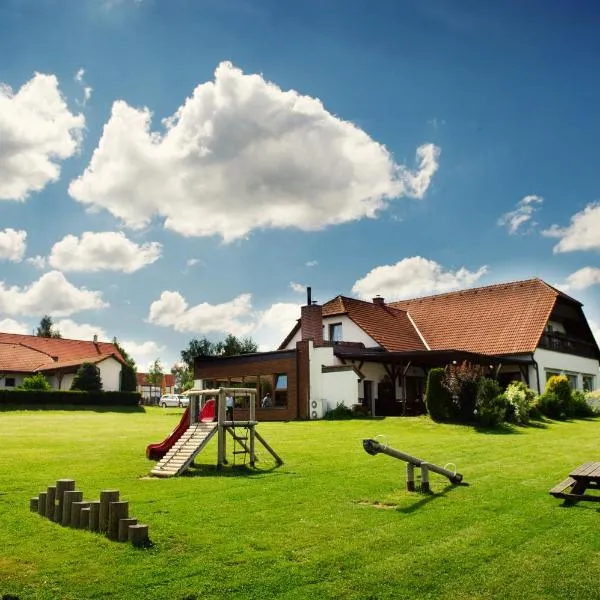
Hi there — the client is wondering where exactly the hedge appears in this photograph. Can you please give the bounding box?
[0,389,142,409]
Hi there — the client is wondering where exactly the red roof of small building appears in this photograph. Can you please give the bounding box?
[0,332,125,373]
[136,372,175,388]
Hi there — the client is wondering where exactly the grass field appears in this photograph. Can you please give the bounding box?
[1,407,600,600]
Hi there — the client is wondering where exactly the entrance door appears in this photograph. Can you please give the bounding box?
[405,376,426,415]
[363,380,373,415]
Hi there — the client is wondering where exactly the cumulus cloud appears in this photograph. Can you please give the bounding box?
[26,255,47,269]
[0,271,107,317]
[69,62,440,242]
[543,203,600,253]
[352,256,488,301]
[497,195,543,235]
[0,73,85,201]
[289,282,306,294]
[589,319,600,346]
[0,318,30,334]
[119,339,165,369]
[54,319,107,340]
[147,290,301,350]
[48,231,162,273]
[0,228,27,262]
[74,68,93,107]
[305,260,318,267]
[556,267,600,292]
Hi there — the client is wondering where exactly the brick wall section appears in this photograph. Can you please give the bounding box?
[194,352,298,421]
[296,340,310,420]
[301,304,323,344]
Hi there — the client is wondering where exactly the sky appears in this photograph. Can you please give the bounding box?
[1,0,600,371]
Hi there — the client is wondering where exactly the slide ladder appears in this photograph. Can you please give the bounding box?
[151,422,218,478]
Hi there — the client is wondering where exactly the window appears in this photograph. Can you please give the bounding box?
[583,375,595,392]
[566,373,578,389]
[273,373,288,408]
[4,377,15,387]
[329,323,342,342]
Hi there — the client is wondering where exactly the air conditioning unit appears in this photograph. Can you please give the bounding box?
[310,398,327,420]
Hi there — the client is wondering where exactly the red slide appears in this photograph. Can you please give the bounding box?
[146,400,217,460]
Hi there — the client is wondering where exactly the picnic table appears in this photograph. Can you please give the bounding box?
[550,462,600,503]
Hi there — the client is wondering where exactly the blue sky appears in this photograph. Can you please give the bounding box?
[1,0,599,370]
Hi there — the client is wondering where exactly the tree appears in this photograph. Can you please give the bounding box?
[36,315,61,338]
[180,335,258,370]
[71,362,103,392]
[114,340,136,370]
[148,359,164,399]
[171,362,194,392]
[20,373,51,391]
[120,363,138,392]
[442,361,483,423]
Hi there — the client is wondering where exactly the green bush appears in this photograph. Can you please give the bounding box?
[71,363,103,392]
[0,389,141,409]
[475,377,506,427]
[20,373,51,391]
[538,391,565,420]
[503,381,536,424]
[120,363,137,392]
[323,402,354,420]
[442,361,483,423]
[538,375,594,419]
[586,390,600,415]
[571,390,594,418]
[425,368,451,422]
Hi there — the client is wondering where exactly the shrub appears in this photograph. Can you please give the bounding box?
[571,390,594,418]
[120,364,137,392]
[538,392,565,420]
[323,403,354,420]
[504,381,536,424]
[71,363,103,392]
[20,373,51,391]
[475,377,506,427]
[0,389,142,409]
[425,368,451,422]
[442,361,483,423]
[586,390,600,415]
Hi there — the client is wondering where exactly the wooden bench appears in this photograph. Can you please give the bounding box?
[550,463,600,503]
[549,477,576,499]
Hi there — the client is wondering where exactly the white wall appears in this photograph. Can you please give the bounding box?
[0,373,25,389]
[98,357,122,391]
[321,369,360,410]
[308,343,336,406]
[322,315,379,346]
[282,327,302,349]
[533,348,599,392]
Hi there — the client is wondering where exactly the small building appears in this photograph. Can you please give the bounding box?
[136,372,176,403]
[0,333,126,391]
[194,278,600,419]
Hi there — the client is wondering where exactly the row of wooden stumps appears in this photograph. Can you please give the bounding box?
[29,478,151,547]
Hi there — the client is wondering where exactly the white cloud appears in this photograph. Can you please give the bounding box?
[186,258,204,268]
[543,203,600,253]
[26,255,47,269]
[0,73,85,201]
[147,290,301,350]
[48,231,162,273]
[556,267,600,292]
[289,282,306,294]
[589,319,600,346]
[0,271,107,317]
[74,68,93,106]
[0,228,27,262]
[69,62,440,242]
[119,339,165,370]
[497,195,543,235]
[54,318,108,341]
[352,256,488,301]
[0,318,30,334]
[305,260,318,267]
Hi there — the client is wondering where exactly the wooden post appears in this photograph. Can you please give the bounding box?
[30,497,39,512]
[79,507,91,529]
[217,389,226,468]
[254,430,284,466]
[62,490,82,526]
[118,518,138,542]
[249,391,256,467]
[38,491,47,517]
[406,463,415,492]
[421,464,430,493]
[46,485,57,521]
[88,501,101,532]
[108,501,129,540]
[56,479,75,523]
[71,501,90,528]
[99,490,120,533]
[128,524,150,547]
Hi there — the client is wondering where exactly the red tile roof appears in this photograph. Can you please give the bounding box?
[35,355,118,372]
[391,278,560,355]
[0,332,125,373]
[137,372,175,388]
[322,296,426,352]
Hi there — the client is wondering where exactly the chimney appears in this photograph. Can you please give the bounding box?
[301,287,323,345]
[373,295,385,306]
[93,334,98,343]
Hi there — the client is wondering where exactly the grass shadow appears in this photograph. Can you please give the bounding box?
[396,481,468,514]
[182,462,284,478]
[0,404,144,413]
[474,422,522,435]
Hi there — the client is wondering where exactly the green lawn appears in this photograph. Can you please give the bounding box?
[1,407,599,600]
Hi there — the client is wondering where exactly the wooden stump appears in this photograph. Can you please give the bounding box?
[71,501,90,528]
[30,497,39,512]
[46,486,57,521]
[62,490,82,526]
[80,507,91,529]
[99,490,120,533]
[108,501,128,540]
[118,518,137,542]
[38,491,47,517]
[56,479,75,523]
[406,463,415,492]
[420,464,430,494]
[88,501,101,532]
[128,524,150,547]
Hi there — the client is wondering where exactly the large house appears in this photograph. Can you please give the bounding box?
[194,278,600,420]
[0,333,126,391]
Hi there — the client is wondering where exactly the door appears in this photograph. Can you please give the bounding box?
[363,380,373,415]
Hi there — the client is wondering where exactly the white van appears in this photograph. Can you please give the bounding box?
[159,394,185,408]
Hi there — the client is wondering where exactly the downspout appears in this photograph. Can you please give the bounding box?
[531,353,541,393]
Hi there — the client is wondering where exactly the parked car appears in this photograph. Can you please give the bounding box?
[178,395,190,407]
[159,394,186,408]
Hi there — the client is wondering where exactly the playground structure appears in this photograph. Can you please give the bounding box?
[147,387,283,478]
[363,438,463,492]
